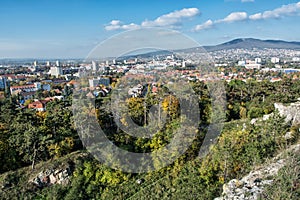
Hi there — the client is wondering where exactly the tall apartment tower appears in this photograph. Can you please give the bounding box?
[50,66,63,77]
[0,76,7,90]
[92,61,98,71]
[56,60,60,67]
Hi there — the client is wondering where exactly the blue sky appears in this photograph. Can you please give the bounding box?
[0,0,300,58]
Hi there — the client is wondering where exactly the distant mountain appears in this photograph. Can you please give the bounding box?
[102,38,300,60]
[203,38,300,51]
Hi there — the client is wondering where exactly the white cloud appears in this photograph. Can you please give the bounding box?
[194,20,214,31]
[249,1,300,20]
[216,12,248,23]
[104,20,122,31]
[121,23,140,30]
[141,8,200,27]
[249,13,262,20]
[105,20,139,31]
[241,0,254,2]
[194,1,300,32]
[110,20,121,26]
[194,12,247,32]
[104,8,200,31]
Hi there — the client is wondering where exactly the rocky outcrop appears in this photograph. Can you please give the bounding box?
[274,102,300,125]
[29,164,72,188]
[215,144,300,200]
[215,160,285,200]
[251,100,300,126]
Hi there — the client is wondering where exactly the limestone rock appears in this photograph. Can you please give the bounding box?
[29,164,72,188]
[252,100,300,126]
[215,144,300,200]
[274,102,300,125]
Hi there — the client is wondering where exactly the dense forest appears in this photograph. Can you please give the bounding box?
[0,78,300,199]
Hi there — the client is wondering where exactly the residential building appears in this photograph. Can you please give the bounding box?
[99,77,111,86]
[89,77,111,88]
[245,63,261,69]
[50,66,63,77]
[42,84,51,91]
[0,76,7,89]
[10,82,41,95]
[255,58,262,64]
[89,79,99,88]
[92,61,98,71]
[238,61,246,66]
[28,100,49,112]
[271,57,280,64]
[20,91,35,100]
[45,96,64,101]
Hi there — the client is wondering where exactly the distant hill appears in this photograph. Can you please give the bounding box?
[100,38,300,60]
[203,38,300,51]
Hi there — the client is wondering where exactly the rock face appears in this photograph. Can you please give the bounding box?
[215,144,300,200]
[29,164,72,188]
[274,102,300,125]
[215,160,285,200]
[251,101,300,125]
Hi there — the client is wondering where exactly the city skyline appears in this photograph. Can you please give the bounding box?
[0,0,300,58]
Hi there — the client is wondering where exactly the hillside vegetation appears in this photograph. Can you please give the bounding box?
[0,78,300,199]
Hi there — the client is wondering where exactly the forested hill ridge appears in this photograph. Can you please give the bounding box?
[122,38,300,59]
[203,38,300,51]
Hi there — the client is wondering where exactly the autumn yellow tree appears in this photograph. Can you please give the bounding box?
[162,95,179,119]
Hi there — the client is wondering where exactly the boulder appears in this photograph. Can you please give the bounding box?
[29,165,71,188]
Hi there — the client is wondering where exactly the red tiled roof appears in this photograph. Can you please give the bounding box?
[53,89,62,94]
[28,101,44,109]
[1,74,26,79]
[68,80,78,85]
[28,99,51,109]
[1,74,15,77]
[10,84,35,89]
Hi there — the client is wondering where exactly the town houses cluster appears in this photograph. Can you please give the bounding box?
[0,47,300,110]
